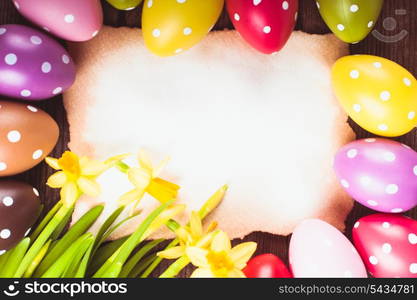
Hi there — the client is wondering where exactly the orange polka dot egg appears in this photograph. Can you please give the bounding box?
[332,55,417,137]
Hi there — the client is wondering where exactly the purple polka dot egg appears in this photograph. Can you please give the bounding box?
[0,24,75,100]
[334,138,417,213]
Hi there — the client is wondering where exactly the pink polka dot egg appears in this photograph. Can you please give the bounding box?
[334,138,417,213]
[352,214,417,278]
[13,0,103,42]
[0,24,75,101]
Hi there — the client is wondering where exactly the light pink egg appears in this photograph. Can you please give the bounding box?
[13,0,103,42]
[289,219,367,277]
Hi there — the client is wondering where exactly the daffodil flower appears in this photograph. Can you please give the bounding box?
[46,151,126,206]
[186,231,257,278]
[157,211,218,260]
[118,150,180,211]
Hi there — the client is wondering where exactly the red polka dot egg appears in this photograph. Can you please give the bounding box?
[226,0,298,54]
[0,100,59,176]
[352,214,417,278]
[0,24,75,101]
[13,0,103,42]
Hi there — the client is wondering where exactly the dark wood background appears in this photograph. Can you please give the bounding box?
[1,0,417,277]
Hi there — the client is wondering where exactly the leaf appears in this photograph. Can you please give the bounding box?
[140,238,179,278]
[119,239,164,278]
[23,240,52,278]
[129,254,158,278]
[0,238,30,278]
[74,242,94,278]
[62,239,94,278]
[88,237,128,276]
[50,205,75,240]
[34,205,103,277]
[159,256,190,278]
[29,201,62,242]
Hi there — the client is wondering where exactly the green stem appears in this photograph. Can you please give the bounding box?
[159,256,190,278]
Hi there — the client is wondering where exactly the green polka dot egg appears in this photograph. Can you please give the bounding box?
[332,55,417,137]
[316,0,384,43]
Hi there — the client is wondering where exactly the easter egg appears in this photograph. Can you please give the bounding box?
[316,0,384,43]
[352,214,417,278]
[334,138,417,213]
[106,0,143,10]
[0,25,76,100]
[142,0,224,56]
[13,0,103,42]
[0,180,41,253]
[289,219,367,277]
[243,254,292,278]
[0,100,59,176]
[226,0,298,54]
[332,55,417,137]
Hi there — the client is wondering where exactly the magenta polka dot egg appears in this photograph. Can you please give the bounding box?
[0,24,75,101]
[13,0,103,42]
[334,138,417,213]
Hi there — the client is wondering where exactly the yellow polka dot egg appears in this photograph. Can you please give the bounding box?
[332,55,417,137]
[142,0,224,57]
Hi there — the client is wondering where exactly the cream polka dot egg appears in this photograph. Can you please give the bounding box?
[332,55,417,137]
[142,0,224,56]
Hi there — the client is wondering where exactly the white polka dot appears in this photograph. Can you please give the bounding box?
[177,0,186,3]
[7,130,21,143]
[383,152,396,162]
[354,221,360,228]
[263,26,271,34]
[32,149,43,160]
[64,14,75,23]
[147,0,153,8]
[282,1,289,10]
[385,184,398,195]
[27,105,38,112]
[41,62,52,73]
[0,162,7,171]
[410,263,417,274]
[0,250,5,255]
[20,89,31,97]
[382,243,392,254]
[360,176,372,186]
[365,138,376,143]
[382,222,390,229]
[373,62,382,68]
[368,21,374,28]
[62,55,70,64]
[0,28,6,35]
[337,24,345,31]
[341,179,350,188]
[403,78,412,86]
[0,229,11,239]
[33,188,39,197]
[2,197,13,207]
[380,91,391,101]
[413,166,417,176]
[234,13,240,21]
[92,30,99,37]
[369,256,378,265]
[350,4,359,12]
[408,111,416,120]
[347,149,358,158]
[350,70,359,79]
[378,124,388,131]
[391,208,403,213]
[152,28,161,37]
[344,270,353,277]
[52,87,62,95]
[30,35,42,45]
[253,0,262,5]
[408,233,417,244]
[367,200,378,207]
[353,104,361,112]
[183,27,192,35]
[5,53,17,65]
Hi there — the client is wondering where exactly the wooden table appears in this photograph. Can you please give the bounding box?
[1,0,417,277]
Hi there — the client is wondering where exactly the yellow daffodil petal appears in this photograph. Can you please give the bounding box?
[58,151,81,177]
[190,211,203,239]
[118,189,144,206]
[152,156,170,178]
[186,247,209,269]
[45,157,61,170]
[211,231,231,253]
[229,242,257,270]
[196,231,217,249]
[77,177,101,197]
[175,227,192,245]
[227,269,246,278]
[143,205,185,239]
[138,150,153,174]
[157,246,185,259]
[46,171,67,188]
[147,178,179,203]
[81,160,108,176]
[191,268,215,278]
[60,182,79,206]
[198,185,228,219]
[104,153,131,165]
[128,167,151,189]
[206,221,218,233]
